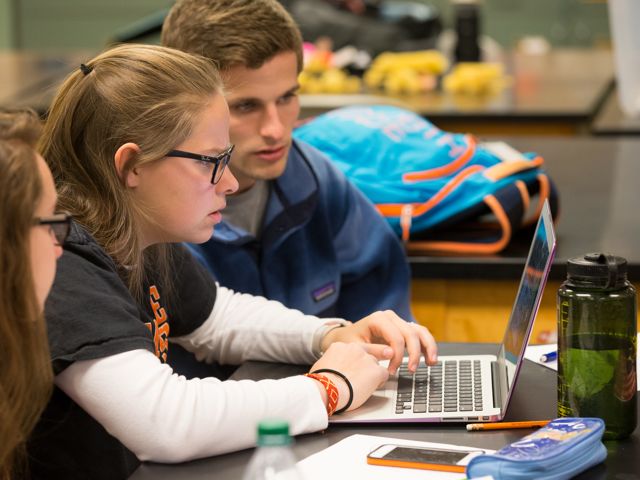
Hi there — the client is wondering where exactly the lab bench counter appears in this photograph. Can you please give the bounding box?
[130,344,639,480]
[591,85,640,136]
[301,49,614,135]
[0,48,611,135]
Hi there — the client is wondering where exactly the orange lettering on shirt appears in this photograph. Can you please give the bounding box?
[146,285,170,362]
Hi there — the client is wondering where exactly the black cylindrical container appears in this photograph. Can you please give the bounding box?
[454,1,481,63]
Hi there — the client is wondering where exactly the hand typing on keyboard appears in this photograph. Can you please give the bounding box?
[320,310,438,374]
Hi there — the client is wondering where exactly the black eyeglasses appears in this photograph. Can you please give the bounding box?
[33,213,73,246]
[166,144,234,184]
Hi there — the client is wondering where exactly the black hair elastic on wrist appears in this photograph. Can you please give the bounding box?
[310,368,353,415]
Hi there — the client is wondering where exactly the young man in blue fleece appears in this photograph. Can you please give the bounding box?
[162,0,414,323]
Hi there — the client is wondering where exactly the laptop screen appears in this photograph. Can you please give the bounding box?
[497,201,556,404]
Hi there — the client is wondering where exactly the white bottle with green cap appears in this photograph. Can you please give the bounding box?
[242,419,303,480]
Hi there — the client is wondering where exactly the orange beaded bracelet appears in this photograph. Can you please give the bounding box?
[304,373,339,416]
[311,368,353,415]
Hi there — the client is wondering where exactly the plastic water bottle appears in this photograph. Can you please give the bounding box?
[557,253,637,439]
[242,420,303,480]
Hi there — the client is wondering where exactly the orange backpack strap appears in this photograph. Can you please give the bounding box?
[406,191,518,255]
[404,170,559,255]
[377,164,486,242]
[403,135,477,182]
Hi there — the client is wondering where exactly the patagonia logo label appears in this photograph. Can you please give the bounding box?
[312,282,336,302]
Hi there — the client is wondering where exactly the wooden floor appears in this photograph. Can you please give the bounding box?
[411,279,571,344]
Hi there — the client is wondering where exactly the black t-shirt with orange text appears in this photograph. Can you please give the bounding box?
[28,223,217,479]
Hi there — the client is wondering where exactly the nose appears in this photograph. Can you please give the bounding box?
[216,165,239,195]
[259,104,285,141]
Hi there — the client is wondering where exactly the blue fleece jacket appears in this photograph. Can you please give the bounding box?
[188,139,414,322]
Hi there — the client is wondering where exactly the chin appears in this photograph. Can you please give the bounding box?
[190,228,215,245]
[261,160,289,180]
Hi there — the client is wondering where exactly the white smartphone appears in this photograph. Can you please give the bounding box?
[366,444,485,473]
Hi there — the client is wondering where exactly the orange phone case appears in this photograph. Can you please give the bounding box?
[366,456,466,473]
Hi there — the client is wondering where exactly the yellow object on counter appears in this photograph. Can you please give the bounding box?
[364,49,448,95]
[298,68,362,94]
[368,50,449,77]
[298,48,448,95]
[443,62,511,95]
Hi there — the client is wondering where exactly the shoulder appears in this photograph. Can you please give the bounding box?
[52,223,129,300]
[162,244,218,337]
[290,139,347,180]
[60,222,119,272]
[46,224,152,373]
[287,140,384,232]
[48,222,135,311]
[289,139,359,199]
[168,243,217,295]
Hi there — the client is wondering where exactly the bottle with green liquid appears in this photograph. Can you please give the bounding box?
[557,253,637,439]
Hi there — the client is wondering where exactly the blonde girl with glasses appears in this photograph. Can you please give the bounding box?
[28,44,437,479]
[0,110,65,479]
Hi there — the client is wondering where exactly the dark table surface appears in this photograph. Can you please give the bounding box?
[591,85,640,136]
[130,342,639,479]
[409,136,640,281]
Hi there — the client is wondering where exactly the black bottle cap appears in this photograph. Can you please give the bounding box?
[567,253,627,288]
[454,2,481,63]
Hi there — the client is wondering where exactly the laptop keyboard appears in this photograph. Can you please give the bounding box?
[395,359,484,414]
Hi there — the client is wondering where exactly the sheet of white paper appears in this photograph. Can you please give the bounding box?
[296,434,494,480]
[524,343,558,370]
[525,333,640,390]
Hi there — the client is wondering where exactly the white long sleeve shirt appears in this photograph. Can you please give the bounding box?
[55,285,348,462]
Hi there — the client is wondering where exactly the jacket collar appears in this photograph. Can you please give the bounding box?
[213,140,319,243]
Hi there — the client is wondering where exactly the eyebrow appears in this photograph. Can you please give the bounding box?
[200,144,233,155]
[284,84,300,96]
[229,84,300,105]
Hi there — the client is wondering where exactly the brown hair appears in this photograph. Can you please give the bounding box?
[0,109,52,480]
[162,0,303,72]
[39,44,224,300]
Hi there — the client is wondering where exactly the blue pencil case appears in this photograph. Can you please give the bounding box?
[466,417,606,480]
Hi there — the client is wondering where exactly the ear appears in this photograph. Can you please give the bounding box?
[114,143,142,188]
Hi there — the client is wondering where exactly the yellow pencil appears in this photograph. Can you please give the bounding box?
[466,420,551,431]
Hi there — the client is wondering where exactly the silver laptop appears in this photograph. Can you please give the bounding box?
[332,200,557,424]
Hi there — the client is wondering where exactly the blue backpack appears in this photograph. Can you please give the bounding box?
[294,105,559,255]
